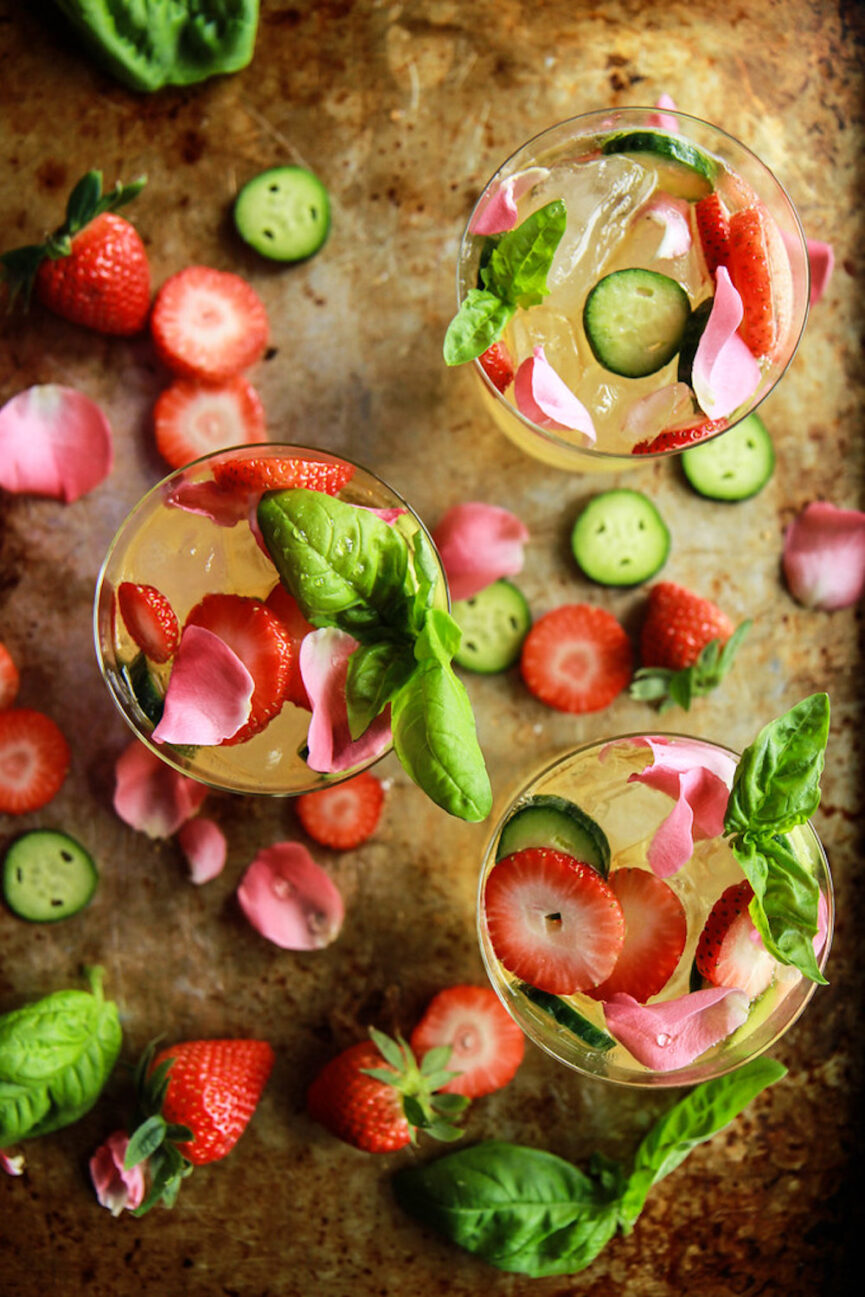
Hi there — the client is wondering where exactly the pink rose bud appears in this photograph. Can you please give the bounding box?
[89,1131,146,1217]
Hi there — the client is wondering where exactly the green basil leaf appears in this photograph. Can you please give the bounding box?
[345,639,416,740]
[0,966,122,1145]
[416,607,462,665]
[724,694,830,837]
[393,1141,623,1277]
[482,200,567,308]
[731,834,826,983]
[618,1056,787,1230]
[443,288,515,366]
[124,1113,167,1168]
[403,525,443,633]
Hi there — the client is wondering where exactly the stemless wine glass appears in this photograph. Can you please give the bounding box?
[94,443,446,797]
[454,106,811,471]
[477,733,832,1088]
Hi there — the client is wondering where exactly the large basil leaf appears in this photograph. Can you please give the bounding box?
[442,288,515,366]
[393,1141,624,1277]
[482,200,567,308]
[724,693,830,837]
[345,639,415,740]
[0,966,122,1144]
[402,524,443,634]
[732,834,826,983]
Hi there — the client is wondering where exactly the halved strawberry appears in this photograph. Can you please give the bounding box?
[295,771,384,850]
[154,376,266,470]
[184,593,292,745]
[483,847,625,994]
[520,605,632,714]
[265,582,314,709]
[0,640,20,710]
[0,708,70,814]
[694,193,731,275]
[695,879,776,998]
[727,207,776,357]
[117,582,180,663]
[211,455,355,496]
[585,868,687,1003]
[409,984,525,1098]
[151,266,269,381]
[632,418,728,455]
[478,340,516,393]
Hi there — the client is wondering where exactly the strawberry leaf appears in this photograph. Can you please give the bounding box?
[124,1113,167,1168]
[368,1026,408,1071]
[431,1093,471,1116]
[419,1045,453,1076]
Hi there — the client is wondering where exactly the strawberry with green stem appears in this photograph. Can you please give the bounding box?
[1,171,150,336]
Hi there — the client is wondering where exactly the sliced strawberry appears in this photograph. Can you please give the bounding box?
[727,207,776,357]
[478,340,516,393]
[585,868,687,1003]
[295,771,385,850]
[211,455,355,496]
[151,266,269,381]
[117,582,180,663]
[265,582,314,709]
[184,594,292,745]
[695,879,776,999]
[520,604,632,714]
[483,847,625,994]
[0,708,70,814]
[694,193,731,275]
[154,376,266,470]
[632,418,728,455]
[409,984,525,1098]
[0,641,20,710]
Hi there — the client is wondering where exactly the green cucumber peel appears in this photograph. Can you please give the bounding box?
[724,694,830,984]
[392,1057,786,1276]
[0,966,122,1144]
[630,620,751,711]
[443,200,566,365]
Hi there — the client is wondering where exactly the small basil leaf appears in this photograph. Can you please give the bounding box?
[732,834,826,983]
[724,693,830,837]
[482,200,566,308]
[345,639,415,740]
[404,525,443,632]
[443,288,515,366]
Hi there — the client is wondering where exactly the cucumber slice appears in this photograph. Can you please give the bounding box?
[519,983,616,1052]
[681,413,775,501]
[676,296,714,387]
[600,129,718,196]
[571,489,670,586]
[2,830,98,922]
[453,579,532,673]
[122,652,164,726]
[583,268,690,378]
[234,166,331,262]
[496,794,611,877]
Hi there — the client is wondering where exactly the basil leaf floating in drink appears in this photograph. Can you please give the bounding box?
[443,288,515,366]
[344,640,416,741]
[730,833,826,985]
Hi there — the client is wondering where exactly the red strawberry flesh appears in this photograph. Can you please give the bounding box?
[117,581,180,663]
[0,708,70,814]
[409,984,524,1098]
[585,868,687,1003]
[694,193,731,275]
[478,340,516,393]
[296,770,384,850]
[696,880,776,999]
[640,581,734,672]
[154,376,266,471]
[151,266,269,381]
[211,455,355,495]
[520,604,632,714]
[632,418,728,455]
[727,207,776,357]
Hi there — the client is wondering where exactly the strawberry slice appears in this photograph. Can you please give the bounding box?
[151,266,269,381]
[211,455,355,496]
[585,868,687,1003]
[409,984,525,1098]
[265,583,314,709]
[483,847,625,994]
[632,418,728,455]
[117,582,180,663]
[694,193,731,275]
[520,604,632,714]
[695,879,776,998]
[0,708,70,814]
[154,376,266,470]
[727,207,776,357]
[0,640,20,710]
[295,771,384,849]
[478,340,516,393]
[184,594,293,745]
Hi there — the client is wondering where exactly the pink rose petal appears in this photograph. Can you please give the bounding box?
[806,239,834,306]
[152,625,255,746]
[1,1150,24,1176]
[178,817,228,884]
[237,841,344,949]
[603,987,750,1071]
[113,740,208,838]
[647,94,679,132]
[623,382,693,440]
[692,268,762,419]
[469,167,550,235]
[638,193,692,259]
[782,501,865,610]
[432,501,529,602]
[164,479,252,527]
[89,1131,146,1216]
[301,628,392,773]
[513,346,597,442]
[0,384,113,502]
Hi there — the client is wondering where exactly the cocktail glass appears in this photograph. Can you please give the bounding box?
[94,443,447,797]
[477,733,832,1088]
[454,106,810,471]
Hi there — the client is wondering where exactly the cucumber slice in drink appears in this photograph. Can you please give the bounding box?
[234,166,331,262]
[681,413,775,501]
[122,652,165,726]
[519,983,616,1052]
[496,794,611,876]
[677,296,714,387]
[2,830,98,922]
[571,489,670,586]
[600,129,719,197]
[583,268,691,378]
[453,579,532,673]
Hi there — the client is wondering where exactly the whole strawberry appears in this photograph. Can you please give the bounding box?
[1,170,150,335]
[630,581,750,711]
[123,1038,274,1212]
[307,1028,469,1154]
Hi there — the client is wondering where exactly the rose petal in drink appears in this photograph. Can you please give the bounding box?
[514,346,597,441]
[164,479,252,526]
[692,267,762,420]
[114,740,208,838]
[301,628,392,773]
[469,167,551,235]
[152,625,255,746]
[178,816,228,884]
[432,502,529,602]
[0,384,113,502]
[237,841,344,950]
[647,94,679,132]
[782,500,865,611]
[603,987,750,1070]
[638,193,692,259]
